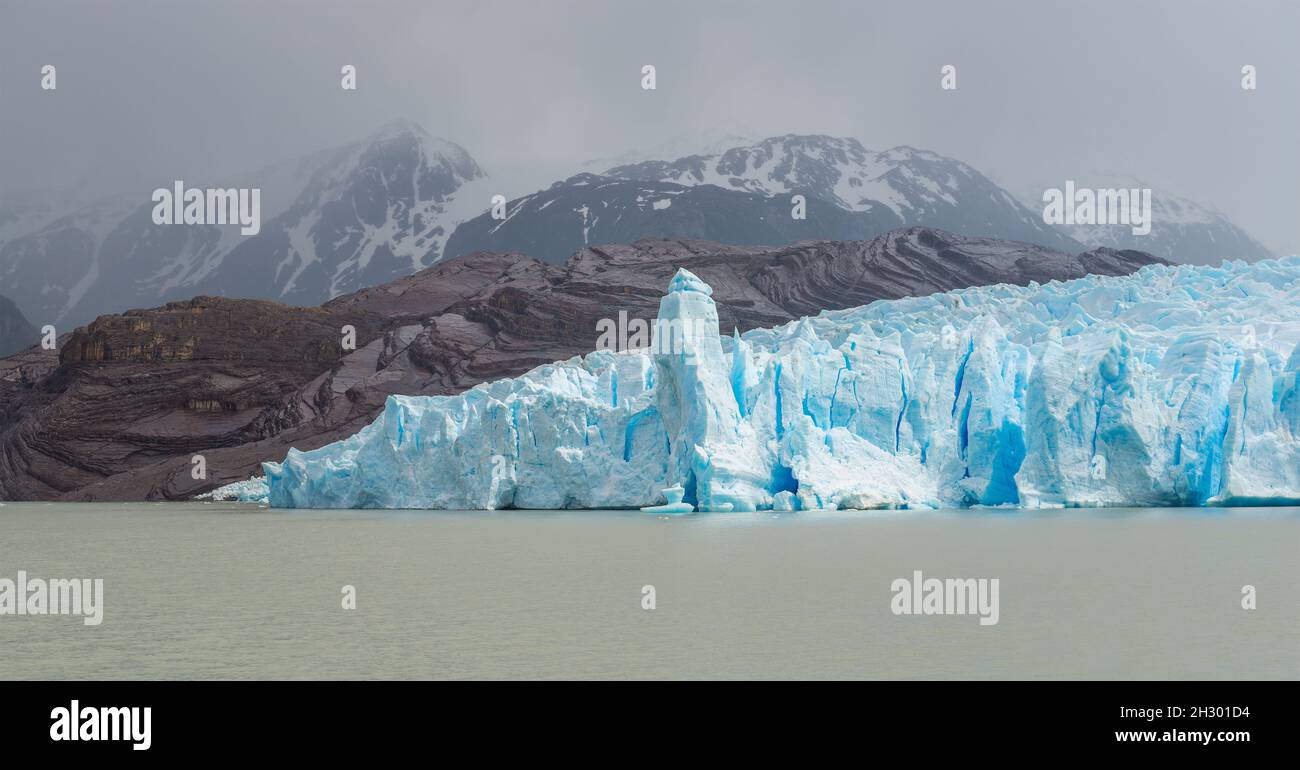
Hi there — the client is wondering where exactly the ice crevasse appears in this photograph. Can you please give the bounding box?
[263,257,1300,511]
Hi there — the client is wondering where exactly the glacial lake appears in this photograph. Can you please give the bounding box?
[1,502,1297,680]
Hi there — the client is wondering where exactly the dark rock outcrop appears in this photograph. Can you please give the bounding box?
[0,297,385,500]
[0,228,1165,501]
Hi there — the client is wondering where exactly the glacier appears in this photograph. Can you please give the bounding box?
[198,477,270,503]
[261,257,1300,511]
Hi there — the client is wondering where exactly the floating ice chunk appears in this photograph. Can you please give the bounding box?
[199,477,269,503]
[640,484,695,514]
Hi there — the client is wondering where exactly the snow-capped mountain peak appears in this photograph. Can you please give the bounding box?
[601,134,1080,252]
[0,120,491,326]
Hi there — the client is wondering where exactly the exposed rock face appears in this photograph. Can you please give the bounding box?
[0,298,385,501]
[0,228,1164,501]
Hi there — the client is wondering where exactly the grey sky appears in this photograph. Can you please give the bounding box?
[3,0,1297,252]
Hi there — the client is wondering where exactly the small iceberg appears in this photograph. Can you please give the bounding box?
[198,477,270,503]
[640,485,696,514]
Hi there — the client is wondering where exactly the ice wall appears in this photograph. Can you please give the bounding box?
[264,258,1300,510]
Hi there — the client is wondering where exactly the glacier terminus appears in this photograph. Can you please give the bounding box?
[258,257,1300,511]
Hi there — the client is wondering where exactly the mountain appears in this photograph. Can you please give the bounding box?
[0,227,1163,502]
[604,135,1084,252]
[1016,175,1272,266]
[0,194,141,329]
[443,173,895,264]
[0,294,38,357]
[1,126,1262,330]
[0,120,490,327]
[0,189,80,253]
[188,121,487,305]
[444,135,1089,263]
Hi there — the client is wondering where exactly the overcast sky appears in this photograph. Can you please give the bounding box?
[3,0,1297,252]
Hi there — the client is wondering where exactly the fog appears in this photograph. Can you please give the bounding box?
[2,0,1296,251]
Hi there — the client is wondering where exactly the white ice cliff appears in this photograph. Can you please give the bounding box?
[262,257,1300,510]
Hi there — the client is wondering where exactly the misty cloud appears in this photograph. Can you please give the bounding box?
[1,0,1297,252]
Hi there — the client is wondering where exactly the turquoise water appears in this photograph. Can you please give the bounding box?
[1,502,1297,679]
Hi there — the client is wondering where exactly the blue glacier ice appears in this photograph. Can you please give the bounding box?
[262,257,1300,511]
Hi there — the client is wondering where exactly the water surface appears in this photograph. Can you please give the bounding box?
[1,503,1296,679]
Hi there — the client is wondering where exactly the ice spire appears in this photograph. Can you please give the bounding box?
[651,268,748,509]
